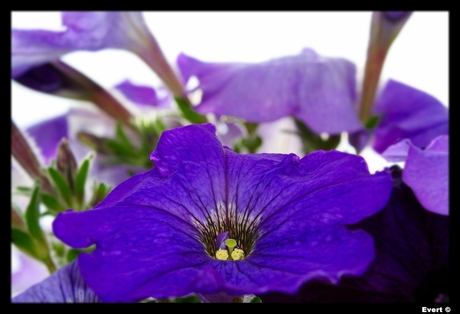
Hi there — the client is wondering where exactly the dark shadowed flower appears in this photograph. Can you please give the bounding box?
[52,123,392,302]
[382,135,448,215]
[12,260,101,303]
[349,79,448,153]
[261,165,449,303]
[177,49,361,135]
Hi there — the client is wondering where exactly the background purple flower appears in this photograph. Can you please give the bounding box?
[372,80,448,153]
[53,123,392,302]
[349,79,448,154]
[177,49,362,135]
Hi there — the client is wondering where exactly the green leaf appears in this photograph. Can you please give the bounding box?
[90,182,112,207]
[241,136,262,153]
[24,184,46,245]
[11,228,37,258]
[175,96,207,124]
[249,296,262,303]
[115,123,135,150]
[75,158,91,208]
[41,193,63,213]
[66,248,81,263]
[105,139,134,157]
[14,186,33,196]
[51,241,66,258]
[48,167,74,207]
[364,114,381,130]
[174,295,202,303]
[322,134,342,150]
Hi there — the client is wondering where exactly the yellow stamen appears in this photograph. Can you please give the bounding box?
[216,249,229,260]
[231,248,245,261]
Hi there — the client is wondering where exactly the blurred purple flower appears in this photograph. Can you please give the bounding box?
[382,135,448,216]
[12,260,101,303]
[177,49,362,135]
[11,246,50,299]
[114,79,171,109]
[22,107,141,187]
[52,123,392,302]
[349,79,448,153]
[12,11,184,97]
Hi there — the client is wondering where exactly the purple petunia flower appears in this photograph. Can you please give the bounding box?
[177,49,362,135]
[382,135,448,216]
[51,123,392,302]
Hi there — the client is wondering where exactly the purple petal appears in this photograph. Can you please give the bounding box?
[53,123,392,302]
[12,261,101,303]
[114,79,171,108]
[12,12,149,78]
[381,138,411,162]
[372,79,448,153]
[402,136,448,215]
[177,49,361,134]
[26,114,68,165]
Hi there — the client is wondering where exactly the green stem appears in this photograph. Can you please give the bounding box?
[44,256,57,274]
[51,61,135,130]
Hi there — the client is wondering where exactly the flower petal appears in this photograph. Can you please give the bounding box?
[381,136,448,215]
[402,136,448,215]
[372,79,448,153]
[177,49,361,134]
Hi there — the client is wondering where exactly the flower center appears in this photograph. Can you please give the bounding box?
[216,238,245,261]
[194,202,261,260]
